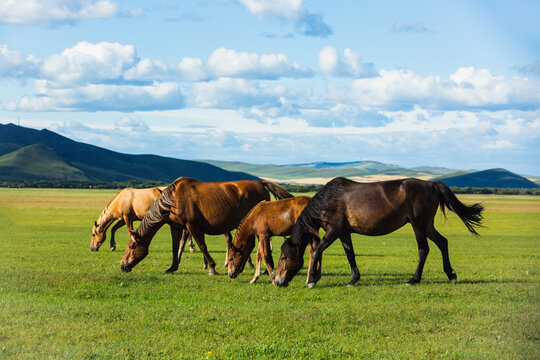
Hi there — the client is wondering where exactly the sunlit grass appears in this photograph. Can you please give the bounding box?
[0,189,538,359]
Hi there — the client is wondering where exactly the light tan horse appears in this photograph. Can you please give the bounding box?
[90,187,196,253]
[120,177,293,274]
[226,196,320,284]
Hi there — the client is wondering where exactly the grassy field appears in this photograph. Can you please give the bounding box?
[0,189,539,359]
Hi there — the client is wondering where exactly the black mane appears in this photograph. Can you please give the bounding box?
[289,177,353,246]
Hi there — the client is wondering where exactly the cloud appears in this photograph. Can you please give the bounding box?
[0,45,41,79]
[42,41,137,86]
[237,0,332,38]
[515,60,540,77]
[349,67,540,110]
[392,19,431,33]
[115,115,150,132]
[188,77,284,109]
[0,0,119,27]
[205,48,312,79]
[6,81,183,112]
[318,46,377,78]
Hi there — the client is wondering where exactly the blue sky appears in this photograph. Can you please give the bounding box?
[1,0,539,175]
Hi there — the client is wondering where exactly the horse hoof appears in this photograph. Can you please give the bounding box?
[189,248,195,253]
[208,269,218,275]
[165,268,176,274]
[307,282,316,289]
[450,278,457,284]
[249,278,258,284]
[110,246,115,252]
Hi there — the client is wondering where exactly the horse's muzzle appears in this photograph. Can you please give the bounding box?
[228,270,238,279]
[90,245,99,252]
[120,263,132,272]
[274,276,289,287]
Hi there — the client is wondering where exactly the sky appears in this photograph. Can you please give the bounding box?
[1,0,539,175]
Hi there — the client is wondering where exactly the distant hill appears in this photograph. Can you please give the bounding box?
[202,160,457,181]
[438,168,540,189]
[0,123,258,183]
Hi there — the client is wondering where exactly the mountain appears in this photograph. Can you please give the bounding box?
[438,168,540,189]
[202,160,456,181]
[0,123,258,183]
[0,144,90,182]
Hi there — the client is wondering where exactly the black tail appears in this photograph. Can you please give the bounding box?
[433,181,484,235]
[261,181,294,200]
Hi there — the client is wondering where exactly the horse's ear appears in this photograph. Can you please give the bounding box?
[94,221,98,227]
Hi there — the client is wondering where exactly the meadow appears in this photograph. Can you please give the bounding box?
[0,188,538,359]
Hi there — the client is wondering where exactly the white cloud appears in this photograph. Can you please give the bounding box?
[392,19,431,33]
[6,81,183,112]
[123,58,169,82]
[0,0,119,27]
[0,44,41,78]
[237,0,332,38]
[319,46,376,78]
[350,67,540,110]
[188,77,284,109]
[206,48,312,79]
[42,41,137,86]
[238,0,303,19]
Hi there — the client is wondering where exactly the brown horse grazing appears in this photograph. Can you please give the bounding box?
[90,187,190,252]
[227,196,319,284]
[120,177,293,274]
[274,177,484,288]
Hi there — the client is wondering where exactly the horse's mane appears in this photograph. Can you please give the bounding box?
[290,177,353,246]
[135,179,183,238]
[234,200,265,243]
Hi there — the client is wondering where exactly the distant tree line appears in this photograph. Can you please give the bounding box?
[1,181,539,195]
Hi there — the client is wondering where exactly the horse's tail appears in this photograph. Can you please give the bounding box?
[261,181,293,200]
[432,181,484,235]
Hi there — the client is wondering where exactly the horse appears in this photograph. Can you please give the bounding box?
[227,196,320,284]
[274,177,484,288]
[89,187,196,252]
[120,177,293,274]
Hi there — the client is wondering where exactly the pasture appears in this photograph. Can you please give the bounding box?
[0,188,538,359]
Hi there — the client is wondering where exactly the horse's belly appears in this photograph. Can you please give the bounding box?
[349,214,408,236]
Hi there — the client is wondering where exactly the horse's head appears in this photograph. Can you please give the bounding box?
[227,235,255,279]
[274,237,304,287]
[120,230,148,272]
[90,221,106,251]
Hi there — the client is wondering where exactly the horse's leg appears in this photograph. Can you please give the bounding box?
[165,226,184,274]
[306,236,322,284]
[188,226,217,275]
[250,238,264,284]
[187,233,196,253]
[223,232,232,268]
[408,222,430,285]
[427,223,457,283]
[339,233,360,286]
[109,219,125,252]
[308,229,339,288]
[260,235,275,281]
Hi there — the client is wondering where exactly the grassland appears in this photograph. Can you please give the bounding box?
[0,189,538,359]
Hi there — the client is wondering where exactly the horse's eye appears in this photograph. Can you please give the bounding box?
[129,244,137,250]
[281,256,287,261]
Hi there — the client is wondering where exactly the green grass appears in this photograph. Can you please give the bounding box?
[0,189,539,359]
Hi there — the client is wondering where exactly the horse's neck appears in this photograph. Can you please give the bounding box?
[234,217,254,250]
[96,208,116,233]
[136,217,166,246]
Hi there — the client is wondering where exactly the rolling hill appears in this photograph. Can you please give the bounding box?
[438,168,540,189]
[0,123,258,183]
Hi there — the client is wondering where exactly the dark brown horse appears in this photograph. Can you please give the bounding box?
[227,196,319,284]
[274,177,483,288]
[120,177,293,274]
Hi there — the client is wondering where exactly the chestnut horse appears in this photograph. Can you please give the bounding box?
[274,177,483,288]
[120,177,293,274]
[227,196,320,284]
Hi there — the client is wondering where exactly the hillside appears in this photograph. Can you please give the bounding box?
[0,123,258,183]
[438,168,540,189]
[202,159,456,182]
[0,144,90,182]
